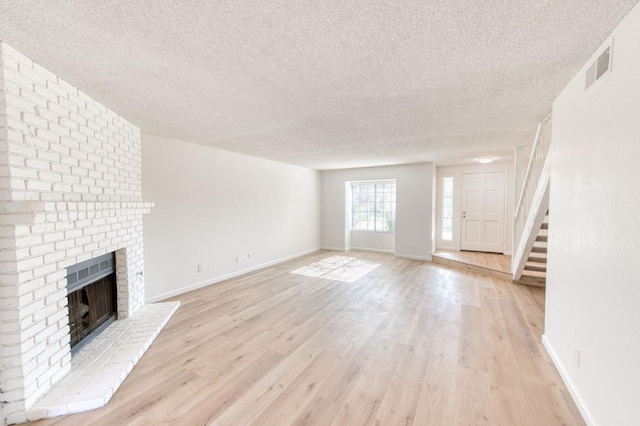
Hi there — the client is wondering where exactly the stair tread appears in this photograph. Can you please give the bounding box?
[536,235,548,242]
[514,276,546,287]
[522,269,546,278]
[540,223,548,229]
[531,246,547,253]
[528,252,547,258]
[529,251,547,256]
[525,265,547,273]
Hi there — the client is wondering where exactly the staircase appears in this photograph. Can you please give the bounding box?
[512,113,552,287]
[515,213,548,286]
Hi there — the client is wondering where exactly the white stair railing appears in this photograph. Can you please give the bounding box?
[513,113,552,279]
[514,113,552,252]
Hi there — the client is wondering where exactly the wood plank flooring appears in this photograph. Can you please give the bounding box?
[24,250,584,426]
[432,250,512,274]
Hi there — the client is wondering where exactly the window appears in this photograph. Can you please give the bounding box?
[441,176,454,240]
[351,181,396,232]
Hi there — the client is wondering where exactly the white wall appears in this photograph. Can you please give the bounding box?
[545,4,640,425]
[350,230,395,253]
[142,134,321,302]
[435,162,515,254]
[321,163,434,260]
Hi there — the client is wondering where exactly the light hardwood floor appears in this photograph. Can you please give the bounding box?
[432,250,512,275]
[25,250,583,426]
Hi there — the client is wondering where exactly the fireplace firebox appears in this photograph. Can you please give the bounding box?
[66,253,117,354]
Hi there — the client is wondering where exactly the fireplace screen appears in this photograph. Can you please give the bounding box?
[66,253,117,352]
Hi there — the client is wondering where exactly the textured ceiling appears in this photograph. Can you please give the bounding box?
[0,1,637,170]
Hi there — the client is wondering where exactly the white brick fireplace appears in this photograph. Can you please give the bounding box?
[0,42,170,424]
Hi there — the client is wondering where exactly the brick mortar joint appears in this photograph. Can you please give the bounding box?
[1,201,154,214]
[42,203,155,213]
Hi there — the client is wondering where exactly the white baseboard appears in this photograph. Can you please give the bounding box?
[349,247,395,254]
[146,247,321,303]
[321,246,347,252]
[394,253,432,261]
[542,334,595,426]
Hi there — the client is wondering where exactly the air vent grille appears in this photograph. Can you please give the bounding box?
[66,252,115,294]
[586,45,612,90]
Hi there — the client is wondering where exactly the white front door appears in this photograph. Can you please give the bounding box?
[461,172,505,253]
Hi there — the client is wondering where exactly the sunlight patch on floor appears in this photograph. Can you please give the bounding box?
[290,255,380,283]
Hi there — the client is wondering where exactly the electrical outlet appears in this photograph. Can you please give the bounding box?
[197,264,204,273]
[410,243,415,249]
[247,253,252,258]
[236,256,241,263]
[574,346,581,367]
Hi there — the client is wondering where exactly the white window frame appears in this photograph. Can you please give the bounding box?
[441,175,454,241]
[350,180,396,233]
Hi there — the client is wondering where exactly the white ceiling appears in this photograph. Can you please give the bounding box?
[0,1,637,170]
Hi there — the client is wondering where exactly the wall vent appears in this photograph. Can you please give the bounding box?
[585,44,612,90]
